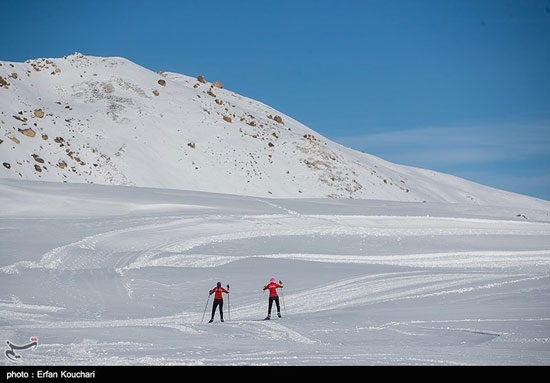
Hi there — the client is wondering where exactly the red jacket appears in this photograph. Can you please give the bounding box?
[263,282,282,297]
[209,287,228,300]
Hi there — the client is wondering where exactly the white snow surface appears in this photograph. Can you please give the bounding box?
[0,53,548,209]
[1,179,550,365]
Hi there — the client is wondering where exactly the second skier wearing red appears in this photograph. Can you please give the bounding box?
[263,278,283,320]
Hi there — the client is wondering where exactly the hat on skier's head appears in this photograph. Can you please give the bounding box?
[270,278,275,283]
[217,282,221,287]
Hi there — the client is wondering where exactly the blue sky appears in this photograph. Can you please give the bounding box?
[2,0,549,200]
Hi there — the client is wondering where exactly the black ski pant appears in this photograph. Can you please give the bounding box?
[268,296,280,315]
[211,299,223,320]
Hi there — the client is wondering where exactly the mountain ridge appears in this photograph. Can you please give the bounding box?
[0,52,547,210]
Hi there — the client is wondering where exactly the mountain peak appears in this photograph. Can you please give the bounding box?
[0,54,547,209]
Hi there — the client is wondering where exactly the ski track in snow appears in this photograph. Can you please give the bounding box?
[2,213,549,273]
[230,272,550,318]
[2,199,550,365]
[6,271,547,340]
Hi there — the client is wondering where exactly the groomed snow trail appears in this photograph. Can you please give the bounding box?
[3,215,549,273]
[1,181,549,365]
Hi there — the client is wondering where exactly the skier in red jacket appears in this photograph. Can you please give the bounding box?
[209,282,229,323]
[263,278,283,320]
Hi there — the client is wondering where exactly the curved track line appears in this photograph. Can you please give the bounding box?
[2,213,548,272]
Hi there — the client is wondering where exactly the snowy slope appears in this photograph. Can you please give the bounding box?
[1,53,547,209]
[1,179,549,365]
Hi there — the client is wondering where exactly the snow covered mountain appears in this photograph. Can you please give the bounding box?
[1,53,549,365]
[0,53,547,209]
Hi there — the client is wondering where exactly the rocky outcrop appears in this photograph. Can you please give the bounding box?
[32,154,44,163]
[19,128,36,138]
[0,76,10,89]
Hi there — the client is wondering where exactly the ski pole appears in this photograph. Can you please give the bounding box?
[279,280,287,315]
[227,284,230,321]
[201,293,211,324]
